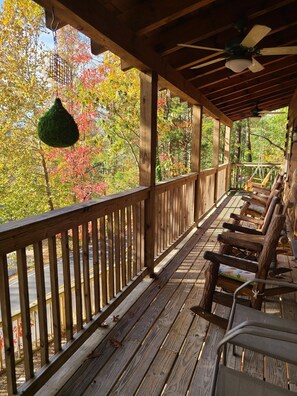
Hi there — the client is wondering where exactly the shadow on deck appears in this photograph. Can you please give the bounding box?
[37,193,297,395]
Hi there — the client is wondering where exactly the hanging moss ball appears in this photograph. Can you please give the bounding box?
[38,98,79,147]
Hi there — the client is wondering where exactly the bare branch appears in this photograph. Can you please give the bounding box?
[250,133,285,156]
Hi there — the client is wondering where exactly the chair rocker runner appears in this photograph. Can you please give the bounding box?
[191,213,294,329]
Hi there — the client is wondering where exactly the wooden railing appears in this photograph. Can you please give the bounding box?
[231,162,282,190]
[154,173,196,262]
[217,164,229,201]
[0,187,148,394]
[0,168,230,394]
[196,164,230,221]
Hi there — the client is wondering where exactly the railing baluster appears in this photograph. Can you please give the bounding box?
[165,189,169,248]
[61,231,73,341]
[169,188,173,246]
[107,214,114,299]
[136,202,141,273]
[33,241,49,366]
[92,219,100,314]
[120,208,126,288]
[48,236,62,353]
[140,201,145,269]
[72,226,83,331]
[82,223,92,322]
[0,255,16,394]
[114,210,120,294]
[126,206,132,282]
[100,217,107,306]
[132,204,137,277]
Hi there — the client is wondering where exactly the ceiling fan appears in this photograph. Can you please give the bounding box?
[178,23,297,73]
[249,104,286,120]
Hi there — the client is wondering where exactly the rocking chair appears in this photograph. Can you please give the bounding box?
[191,213,293,329]
[238,187,281,219]
[224,195,280,235]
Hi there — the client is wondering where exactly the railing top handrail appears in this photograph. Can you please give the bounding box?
[232,162,282,167]
[200,167,217,176]
[154,172,197,192]
[0,186,149,255]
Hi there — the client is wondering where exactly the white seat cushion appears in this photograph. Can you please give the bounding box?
[219,264,255,283]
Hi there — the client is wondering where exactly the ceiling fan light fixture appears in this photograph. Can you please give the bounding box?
[225,57,252,72]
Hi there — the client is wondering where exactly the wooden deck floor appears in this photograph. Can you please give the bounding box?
[39,193,297,396]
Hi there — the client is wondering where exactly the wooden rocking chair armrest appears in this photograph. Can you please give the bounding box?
[222,222,263,235]
[203,251,259,273]
[241,196,267,207]
[253,186,270,195]
[218,233,263,252]
[230,213,264,226]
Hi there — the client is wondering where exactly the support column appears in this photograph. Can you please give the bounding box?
[213,119,220,203]
[191,105,203,225]
[224,125,231,190]
[139,72,158,275]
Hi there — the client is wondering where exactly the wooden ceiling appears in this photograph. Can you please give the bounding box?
[34,0,297,124]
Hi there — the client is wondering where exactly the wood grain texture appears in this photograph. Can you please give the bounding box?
[33,241,49,365]
[17,248,34,380]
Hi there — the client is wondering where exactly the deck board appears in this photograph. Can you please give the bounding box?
[50,192,297,396]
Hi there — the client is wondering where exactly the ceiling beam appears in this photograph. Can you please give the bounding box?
[213,71,297,106]
[229,96,291,119]
[220,87,296,114]
[221,85,295,113]
[171,21,297,73]
[153,0,297,56]
[119,0,215,36]
[191,55,297,90]
[33,0,232,126]
[208,63,297,101]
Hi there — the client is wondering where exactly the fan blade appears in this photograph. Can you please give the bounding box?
[248,58,264,73]
[259,111,286,115]
[260,46,297,55]
[177,43,224,52]
[241,25,271,47]
[191,57,226,69]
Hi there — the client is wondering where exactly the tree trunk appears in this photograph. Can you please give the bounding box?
[39,149,54,211]
[235,121,242,163]
[246,118,252,162]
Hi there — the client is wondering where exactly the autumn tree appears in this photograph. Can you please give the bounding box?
[94,53,141,193]
[0,0,55,222]
[157,93,192,180]
[43,26,107,204]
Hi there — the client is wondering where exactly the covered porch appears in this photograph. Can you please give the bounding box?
[1,0,297,394]
[36,193,297,395]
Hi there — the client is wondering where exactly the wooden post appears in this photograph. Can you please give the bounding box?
[213,119,220,204]
[224,125,231,191]
[191,105,203,225]
[139,71,158,276]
